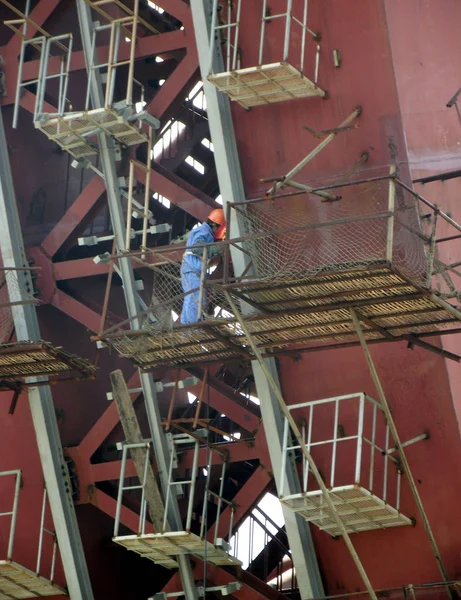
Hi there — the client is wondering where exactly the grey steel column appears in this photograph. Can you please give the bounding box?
[189,1,325,597]
[0,110,94,600]
[75,3,198,598]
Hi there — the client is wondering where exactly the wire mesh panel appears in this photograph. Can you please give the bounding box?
[279,394,413,536]
[232,177,427,285]
[96,175,461,366]
[207,0,326,107]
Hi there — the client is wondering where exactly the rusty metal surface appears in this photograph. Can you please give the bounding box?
[0,341,95,385]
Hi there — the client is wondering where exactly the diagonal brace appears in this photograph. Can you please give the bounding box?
[350,308,452,597]
[223,290,378,600]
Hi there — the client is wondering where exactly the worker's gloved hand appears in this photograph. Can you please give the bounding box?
[208,243,224,258]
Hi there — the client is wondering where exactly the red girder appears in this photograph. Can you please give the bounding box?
[147,50,199,122]
[41,176,106,258]
[18,30,189,85]
[79,372,141,460]
[155,0,192,26]
[137,163,216,220]
[50,288,102,333]
[5,0,62,56]
[92,459,137,484]
[186,367,261,434]
[85,442,259,485]
[92,488,154,534]
[54,257,110,281]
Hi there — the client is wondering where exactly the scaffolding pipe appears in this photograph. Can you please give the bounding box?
[350,309,451,593]
[6,470,21,560]
[223,291,377,600]
[268,107,362,196]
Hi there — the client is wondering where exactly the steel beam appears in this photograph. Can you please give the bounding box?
[156,0,192,25]
[76,2,198,597]
[0,109,94,599]
[5,0,61,55]
[92,488,154,534]
[79,372,141,460]
[41,176,106,258]
[3,30,189,106]
[51,288,102,333]
[147,163,217,220]
[189,1,324,597]
[147,51,199,122]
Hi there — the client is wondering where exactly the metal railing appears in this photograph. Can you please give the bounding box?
[208,0,320,77]
[279,393,403,510]
[6,0,148,128]
[113,435,238,554]
[0,470,59,582]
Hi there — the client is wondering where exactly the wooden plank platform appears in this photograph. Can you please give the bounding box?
[113,531,241,570]
[35,107,147,159]
[0,341,96,388]
[98,265,461,370]
[208,62,326,109]
[0,561,66,598]
[280,485,413,537]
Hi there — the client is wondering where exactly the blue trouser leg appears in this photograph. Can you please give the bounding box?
[181,269,203,324]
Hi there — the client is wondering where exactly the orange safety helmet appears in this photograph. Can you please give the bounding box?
[208,208,225,226]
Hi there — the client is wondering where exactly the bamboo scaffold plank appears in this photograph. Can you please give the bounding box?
[94,172,461,369]
[94,265,461,370]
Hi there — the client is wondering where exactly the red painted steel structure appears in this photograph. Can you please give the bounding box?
[0,0,460,598]
[226,0,461,595]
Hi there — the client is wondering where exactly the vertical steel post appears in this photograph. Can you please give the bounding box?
[126,0,139,106]
[232,0,242,71]
[12,0,32,129]
[36,488,47,573]
[386,167,396,262]
[355,395,364,485]
[213,458,226,545]
[189,1,325,597]
[259,0,268,66]
[331,399,339,488]
[75,6,198,594]
[114,445,129,537]
[7,471,21,561]
[300,0,308,72]
[283,0,294,62]
[186,440,200,532]
[0,108,94,599]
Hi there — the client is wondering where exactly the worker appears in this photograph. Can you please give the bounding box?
[180,208,226,324]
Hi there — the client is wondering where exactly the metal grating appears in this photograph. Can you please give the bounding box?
[113,532,241,570]
[280,485,413,537]
[35,108,147,159]
[0,341,96,387]
[0,561,66,599]
[208,62,326,108]
[97,265,461,370]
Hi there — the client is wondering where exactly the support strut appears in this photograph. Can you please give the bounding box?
[223,291,378,600]
[350,309,451,597]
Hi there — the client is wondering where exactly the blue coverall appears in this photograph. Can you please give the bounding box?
[180,222,215,324]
